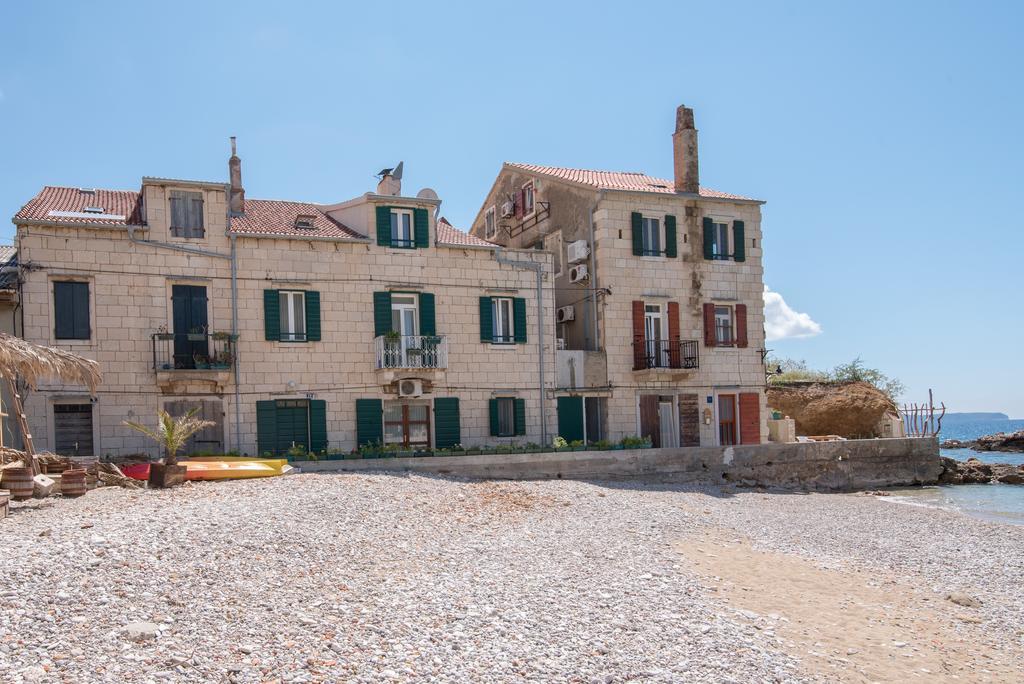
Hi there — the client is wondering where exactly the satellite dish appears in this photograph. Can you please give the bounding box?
[392,161,404,181]
[416,188,439,200]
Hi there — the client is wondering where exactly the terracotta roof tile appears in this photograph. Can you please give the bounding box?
[506,163,758,201]
[228,199,364,240]
[436,217,496,248]
[14,186,143,226]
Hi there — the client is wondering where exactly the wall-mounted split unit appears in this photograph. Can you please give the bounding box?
[567,240,590,264]
[556,305,575,323]
[569,264,589,283]
[398,379,423,398]
[500,201,515,218]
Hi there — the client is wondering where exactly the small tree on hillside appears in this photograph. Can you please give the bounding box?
[829,356,906,400]
[124,408,215,466]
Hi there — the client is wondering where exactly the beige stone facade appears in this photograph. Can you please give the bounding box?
[13,173,555,457]
[469,107,769,447]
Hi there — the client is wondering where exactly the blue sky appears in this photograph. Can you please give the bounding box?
[1,1,1021,416]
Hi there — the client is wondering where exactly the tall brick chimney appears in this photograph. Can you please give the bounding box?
[672,105,699,194]
[228,136,245,214]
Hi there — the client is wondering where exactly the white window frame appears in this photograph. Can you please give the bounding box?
[522,181,535,217]
[492,297,515,344]
[484,206,497,239]
[714,305,734,346]
[640,215,664,257]
[279,290,307,342]
[712,220,730,259]
[390,208,415,248]
[390,294,419,337]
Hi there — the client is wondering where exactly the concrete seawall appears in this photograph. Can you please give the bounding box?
[298,437,942,491]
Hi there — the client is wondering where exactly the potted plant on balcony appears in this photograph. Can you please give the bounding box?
[187,326,207,342]
[193,353,210,370]
[123,408,215,488]
[155,325,174,341]
[211,330,239,342]
[210,350,233,370]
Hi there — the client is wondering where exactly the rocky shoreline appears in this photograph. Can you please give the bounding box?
[941,429,1024,452]
[938,456,1024,484]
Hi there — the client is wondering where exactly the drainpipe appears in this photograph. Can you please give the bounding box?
[586,189,605,439]
[494,249,547,445]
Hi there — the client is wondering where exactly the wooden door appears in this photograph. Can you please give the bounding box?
[171,285,209,368]
[678,393,700,447]
[639,395,660,447]
[165,399,224,455]
[53,403,94,457]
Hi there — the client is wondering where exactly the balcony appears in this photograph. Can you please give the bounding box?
[374,335,448,384]
[152,332,235,392]
[632,338,699,377]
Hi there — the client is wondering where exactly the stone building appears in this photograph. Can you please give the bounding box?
[11,149,554,457]
[469,105,768,447]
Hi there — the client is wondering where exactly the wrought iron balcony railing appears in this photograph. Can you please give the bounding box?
[632,338,699,371]
[374,335,448,370]
[152,332,236,371]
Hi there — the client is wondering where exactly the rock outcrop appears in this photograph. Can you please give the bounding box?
[766,381,899,439]
[938,457,1024,485]
[940,430,1024,453]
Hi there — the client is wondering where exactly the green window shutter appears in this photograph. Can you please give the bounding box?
[513,297,527,343]
[557,396,585,443]
[373,291,392,337]
[514,398,526,436]
[488,398,500,436]
[733,220,746,262]
[479,297,493,342]
[413,208,429,248]
[304,291,321,341]
[256,400,278,456]
[665,215,678,258]
[631,212,643,256]
[355,398,383,447]
[702,217,715,260]
[419,292,436,336]
[375,206,392,247]
[54,281,90,340]
[434,397,460,448]
[309,399,327,453]
[263,290,280,341]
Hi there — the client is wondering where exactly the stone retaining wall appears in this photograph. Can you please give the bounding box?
[298,437,942,491]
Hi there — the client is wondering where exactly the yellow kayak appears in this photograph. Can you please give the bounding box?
[122,458,291,481]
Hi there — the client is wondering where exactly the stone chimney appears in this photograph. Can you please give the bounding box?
[228,136,245,214]
[376,174,400,196]
[672,105,699,194]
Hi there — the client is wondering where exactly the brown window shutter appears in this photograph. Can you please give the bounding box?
[515,190,524,218]
[667,301,681,367]
[702,303,716,347]
[632,300,646,370]
[739,393,761,445]
[735,303,748,348]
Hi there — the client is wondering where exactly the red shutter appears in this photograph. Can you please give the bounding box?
[735,303,748,348]
[515,189,524,218]
[702,303,716,347]
[667,301,681,367]
[739,393,761,445]
[632,301,645,370]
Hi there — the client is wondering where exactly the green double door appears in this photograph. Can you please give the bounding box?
[275,400,310,452]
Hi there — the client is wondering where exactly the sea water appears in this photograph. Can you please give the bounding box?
[886,418,1024,526]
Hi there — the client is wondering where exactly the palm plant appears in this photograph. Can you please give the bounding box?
[123,408,215,466]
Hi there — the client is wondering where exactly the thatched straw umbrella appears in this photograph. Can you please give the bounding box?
[0,332,101,473]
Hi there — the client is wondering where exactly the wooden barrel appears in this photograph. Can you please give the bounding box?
[1,467,34,501]
[60,469,87,498]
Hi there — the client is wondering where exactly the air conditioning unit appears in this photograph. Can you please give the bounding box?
[567,240,590,264]
[500,200,515,218]
[569,264,589,283]
[398,379,423,398]
[556,305,575,323]
[556,338,566,350]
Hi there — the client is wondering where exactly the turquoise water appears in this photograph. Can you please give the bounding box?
[887,417,1024,526]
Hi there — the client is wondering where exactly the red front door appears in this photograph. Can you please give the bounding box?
[718,394,737,446]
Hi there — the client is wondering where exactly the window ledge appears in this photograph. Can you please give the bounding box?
[488,342,518,349]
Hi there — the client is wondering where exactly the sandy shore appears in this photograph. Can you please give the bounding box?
[0,474,1021,683]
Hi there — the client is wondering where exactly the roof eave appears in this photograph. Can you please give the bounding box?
[12,219,148,230]
[228,231,371,244]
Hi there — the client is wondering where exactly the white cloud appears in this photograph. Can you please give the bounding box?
[763,286,822,341]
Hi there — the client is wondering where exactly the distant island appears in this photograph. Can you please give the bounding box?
[940,412,1010,424]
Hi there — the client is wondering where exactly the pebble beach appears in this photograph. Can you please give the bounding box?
[0,474,1021,682]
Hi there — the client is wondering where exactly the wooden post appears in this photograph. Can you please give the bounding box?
[3,375,37,475]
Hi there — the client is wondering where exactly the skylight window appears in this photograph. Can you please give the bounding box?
[294,215,316,230]
[78,188,96,194]
[83,206,105,213]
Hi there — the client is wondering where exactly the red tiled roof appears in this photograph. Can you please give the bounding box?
[436,217,496,248]
[506,163,757,201]
[228,199,364,240]
[14,186,143,226]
